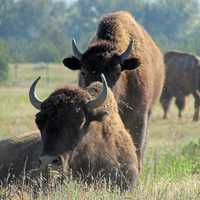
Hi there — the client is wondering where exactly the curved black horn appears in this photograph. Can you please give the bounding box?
[29,77,42,110]
[120,40,133,63]
[86,74,108,110]
[72,38,82,60]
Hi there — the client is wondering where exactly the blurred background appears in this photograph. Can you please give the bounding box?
[0,0,199,84]
[0,0,200,83]
[0,0,200,75]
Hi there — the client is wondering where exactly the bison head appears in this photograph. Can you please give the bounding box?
[63,39,140,87]
[29,74,108,173]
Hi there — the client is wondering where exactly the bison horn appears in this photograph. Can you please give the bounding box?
[72,38,82,60]
[86,74,108,110]
[29,77,43,110]
[120,40,133,63]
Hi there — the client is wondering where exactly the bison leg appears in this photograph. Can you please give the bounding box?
[160,94,173,119]
[130,111,148,171]
[193,93,200,121]
[175,96,186,119]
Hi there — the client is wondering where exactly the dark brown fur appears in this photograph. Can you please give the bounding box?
[63,11,165,169]
[0,131,41,183]
[160,51,200,120]
[37,82,138,190]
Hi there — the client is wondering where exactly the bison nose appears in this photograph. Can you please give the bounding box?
[39,155,62,170]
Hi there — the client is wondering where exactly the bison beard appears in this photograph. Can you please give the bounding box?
[63,11,165,170]
[29,75,138,190]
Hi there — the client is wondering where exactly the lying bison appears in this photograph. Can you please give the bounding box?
[62,11,165,169]
[160,51,200,120]
[29,75,138,190]
[0,131,41,183]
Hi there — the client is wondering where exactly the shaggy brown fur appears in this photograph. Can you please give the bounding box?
[37,82,138,190]
[0,131,41,183]
[160,51,200,121]
[63,11,165,169]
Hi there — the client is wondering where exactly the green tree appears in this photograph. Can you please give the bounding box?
[64,0,200,54]
[141,0,200,52]
[31,41,60,63]
[0,0,200,62]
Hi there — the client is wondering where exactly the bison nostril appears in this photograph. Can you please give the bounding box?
[51,157,62,166]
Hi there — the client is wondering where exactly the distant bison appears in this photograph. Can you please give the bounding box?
[160,51,200,120]
[63,11,165,169]
[0,131,41,183]
[29,75,138,190]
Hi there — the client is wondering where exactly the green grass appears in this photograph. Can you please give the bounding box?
[0,64,200,199]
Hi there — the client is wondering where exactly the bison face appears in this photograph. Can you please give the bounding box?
[80,53,123,87]
[29,75,108,174]
[36,101,86,173]
[63,39,140,88]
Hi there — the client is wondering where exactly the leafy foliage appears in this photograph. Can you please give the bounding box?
[0,0,199,62]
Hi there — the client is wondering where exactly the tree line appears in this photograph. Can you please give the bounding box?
[0,0,200,80]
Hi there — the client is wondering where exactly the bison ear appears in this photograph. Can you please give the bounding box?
[63,56,81,70]
[121,57,141,71]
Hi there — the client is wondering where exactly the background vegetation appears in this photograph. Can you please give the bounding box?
[0,0,200,65]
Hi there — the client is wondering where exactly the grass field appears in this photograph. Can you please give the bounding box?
[0,64,200,199]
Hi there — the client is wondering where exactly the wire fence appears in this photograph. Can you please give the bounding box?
[8,63,78,87]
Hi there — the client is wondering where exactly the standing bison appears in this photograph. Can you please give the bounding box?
[63,11,165,169]
[29,75,138,190]
[160,51,200,120]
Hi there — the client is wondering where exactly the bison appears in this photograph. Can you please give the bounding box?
[0,131,41,183]
[160,51,200,120]
[29,75,138,190]
[62,11,165,169]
